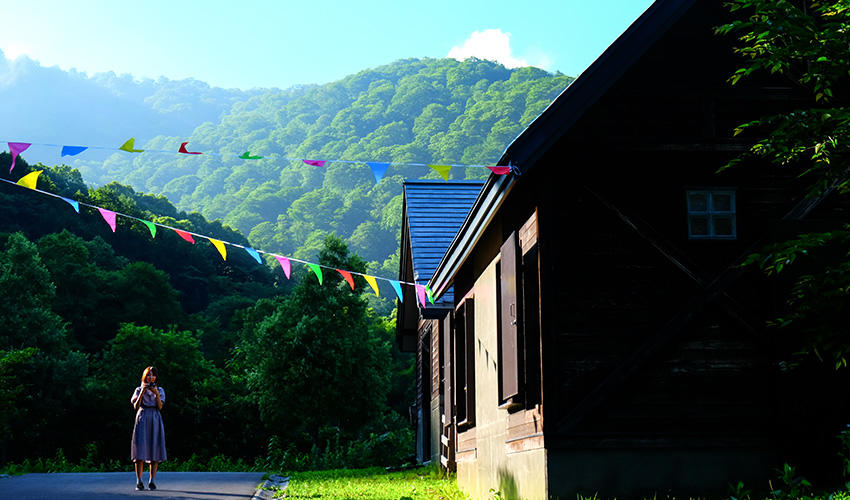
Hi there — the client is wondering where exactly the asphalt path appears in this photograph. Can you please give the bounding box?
[0,471,268,500]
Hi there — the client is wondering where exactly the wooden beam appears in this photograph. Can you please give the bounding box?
[583,186,760,334]
[556,183,836,433]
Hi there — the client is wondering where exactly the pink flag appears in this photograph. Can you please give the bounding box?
[173,229,195,244]
[97,208,117,232]
[302,159,326,167]
[178,141,202,155]
[337,269,355,290]
[487,166,511,175]
[415,284,427,308]
[8,142,31,173]
[274,255,291,279]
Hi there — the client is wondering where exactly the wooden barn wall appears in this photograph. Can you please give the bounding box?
[522,0,849,459]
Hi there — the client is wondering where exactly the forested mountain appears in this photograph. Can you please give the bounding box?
[78,58,573,290]
[0,54,572,469]
[2,56,572,314]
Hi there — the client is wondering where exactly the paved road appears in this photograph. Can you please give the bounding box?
[0,471,268,500]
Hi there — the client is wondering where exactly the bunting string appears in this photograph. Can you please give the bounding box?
[2,139,515,181]
[0,175,438,307]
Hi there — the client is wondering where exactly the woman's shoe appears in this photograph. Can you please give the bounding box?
[148,481,156,490]
[136,481,145,490]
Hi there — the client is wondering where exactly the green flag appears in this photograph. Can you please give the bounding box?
[307,263,323,285]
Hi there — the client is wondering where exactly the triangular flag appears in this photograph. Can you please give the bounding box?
[173,229,195,244]
[487,166,511,175]
[307,263,323,285]
[209,238,227,260]
[425,285,435,304]
[8,142,31,173]
[364,275,380,297]
[239,151,264,160]
[390,280,403,302]
[16,170,41,190]
[336,269,355,290]
[244,247,262,264]
[142,221,156,238]
[97,208,117,232]
[365,162,390,183]
[61,146,88,157]
[178,141,202,155]
[302,159,326,167]
[274,255,291,278]
[119,137,144,153]
[415,284,427,308]
[428,164,452,181]
[60,197,79,213]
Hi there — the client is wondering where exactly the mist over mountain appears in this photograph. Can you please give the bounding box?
[0,49,268,165]
[1,54,572,306]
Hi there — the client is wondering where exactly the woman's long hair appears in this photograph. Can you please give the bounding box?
[140,366,159,385]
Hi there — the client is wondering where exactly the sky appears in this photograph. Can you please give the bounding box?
[0,0,654,90]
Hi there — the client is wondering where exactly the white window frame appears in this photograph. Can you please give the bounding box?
[686,189,737,240]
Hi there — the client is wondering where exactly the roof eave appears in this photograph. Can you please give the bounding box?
[500,0,694,172]
[429,0,695,298]
[430,173,515,298]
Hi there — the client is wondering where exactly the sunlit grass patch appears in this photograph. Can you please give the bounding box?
[276,466,465,500]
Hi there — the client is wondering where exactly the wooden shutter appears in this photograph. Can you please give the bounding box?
[454,305,467,424]
[521,245,542,407]
[500,231,521,401]
[463,299,475,425]
[442,313,453,426]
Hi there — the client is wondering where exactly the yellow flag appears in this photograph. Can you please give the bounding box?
[364,275,380,297]
[209,238,227,260]
[428,164,452,181]
[16,170,42,190]
[119,137,144,153]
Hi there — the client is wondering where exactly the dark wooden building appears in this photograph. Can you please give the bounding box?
[402,0,850,498]
[397,180,484,465]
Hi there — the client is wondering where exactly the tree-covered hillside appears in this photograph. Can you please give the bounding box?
[0,157,413,468]
[81,58,573,293]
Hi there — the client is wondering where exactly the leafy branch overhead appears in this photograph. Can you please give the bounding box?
[718,0,850,196]
[719,0,850,367]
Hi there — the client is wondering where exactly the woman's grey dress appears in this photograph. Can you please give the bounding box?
[130,386,167,462]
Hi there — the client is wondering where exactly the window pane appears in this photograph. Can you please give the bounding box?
[712,193,733,212]
[688,193,707,212]
[689,215,709,236]
[713,216,734,236]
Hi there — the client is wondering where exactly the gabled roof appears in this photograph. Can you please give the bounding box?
[430,0,695,297]
[401,180,484,310]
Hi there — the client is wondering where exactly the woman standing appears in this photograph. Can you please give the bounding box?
[130,366,167,491]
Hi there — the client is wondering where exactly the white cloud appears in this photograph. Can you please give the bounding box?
[1,43,33,61]
[448,29,529,69]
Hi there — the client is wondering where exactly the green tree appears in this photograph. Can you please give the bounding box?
[233,235,391,445]
[0,232,89,460]
[719,1,850,367]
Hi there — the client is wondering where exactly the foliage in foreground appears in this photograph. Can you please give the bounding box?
[0,447,263,475]
[717,0,850,368]
[275,466,464,500]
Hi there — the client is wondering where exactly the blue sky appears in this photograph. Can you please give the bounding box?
[0,0,654,89]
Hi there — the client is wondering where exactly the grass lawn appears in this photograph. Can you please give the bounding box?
[273,466,466,499]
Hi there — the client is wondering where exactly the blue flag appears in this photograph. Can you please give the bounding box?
[60,146,88,157]
[244,247,262,264]
[389,280,403,302]
[366,162,390,183]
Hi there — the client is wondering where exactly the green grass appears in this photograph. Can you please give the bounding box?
[273,466,466,500]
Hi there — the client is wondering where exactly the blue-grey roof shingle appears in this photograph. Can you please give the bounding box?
[403,179,484,309]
